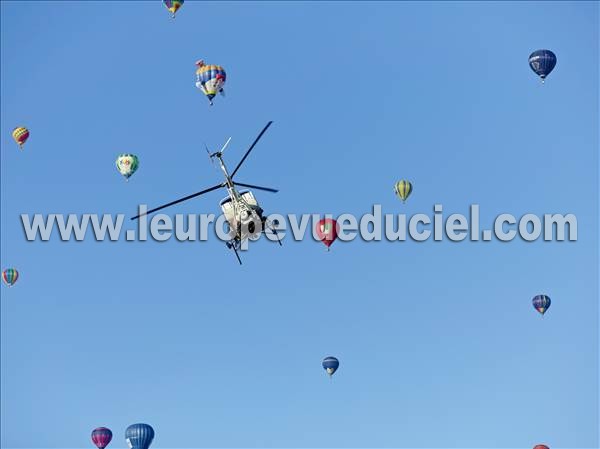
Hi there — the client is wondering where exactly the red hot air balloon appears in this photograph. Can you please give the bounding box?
[91,427,112,449]
[316,218,339,250]
[533,446,549,449]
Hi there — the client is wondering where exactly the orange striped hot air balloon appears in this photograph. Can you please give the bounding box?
[12,127,29,149]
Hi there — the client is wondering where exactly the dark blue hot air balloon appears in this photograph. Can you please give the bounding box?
[125,424,154,449]
[532,294,551,316]
[322,356,339,377]
[529,50,557,82]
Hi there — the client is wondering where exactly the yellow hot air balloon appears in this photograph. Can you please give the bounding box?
[394,180,412,203]
[12,127,30,149]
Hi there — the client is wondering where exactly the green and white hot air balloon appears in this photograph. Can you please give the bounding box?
[116,154,139,181]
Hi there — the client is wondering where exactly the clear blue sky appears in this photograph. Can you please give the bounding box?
[1,1,598,448]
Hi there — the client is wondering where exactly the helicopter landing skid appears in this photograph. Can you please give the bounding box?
[263,219,283,246]
[226,240,243,265]
[225,219,281,265]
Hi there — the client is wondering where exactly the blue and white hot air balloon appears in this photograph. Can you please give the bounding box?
[125,424,154,449]
[322,356,339,377]
[528,49,557,83]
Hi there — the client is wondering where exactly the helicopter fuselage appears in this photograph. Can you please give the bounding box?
[220,190,265,242]
[214,153,265,242]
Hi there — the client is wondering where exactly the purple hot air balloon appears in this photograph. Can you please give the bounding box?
[92,427,113,449]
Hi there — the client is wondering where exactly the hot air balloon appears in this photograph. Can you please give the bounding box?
[125,424,154,449]
[116,154,139,181]
[322,356,339,377]
[529,50,557,83]
[2,268,19,287]
[195,60,226,106]
[92,427,113,449]
[163,0,183,18]
[394,180,412,203]
[533,445,549,449]
[12,127,29,149]
[532,294,551,316]
[316,218,339,250]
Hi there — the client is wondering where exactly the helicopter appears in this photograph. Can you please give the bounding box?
[131,121,281,264]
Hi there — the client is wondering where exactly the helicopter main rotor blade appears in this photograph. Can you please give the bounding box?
[131,184,223,220]
[219,137,232,154]
[230,121,273,179]
[234,182,278,193]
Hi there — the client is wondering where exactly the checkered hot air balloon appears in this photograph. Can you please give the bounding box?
[163,0,183,18]
[116,154,139,181]
[12,127,29,149]
[532,294,551,316]
[2,268,19,287]
[394,180,412,203]
[92,427,113,449]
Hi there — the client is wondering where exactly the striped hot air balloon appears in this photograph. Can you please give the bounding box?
[532,294,551,316]
[394,180,412,203]
[2,268,19,287]
[92,427,113,449]
[195,61,226,105]
[163,0,183,18]
[125,423,154,449]
[12,127,29,149]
